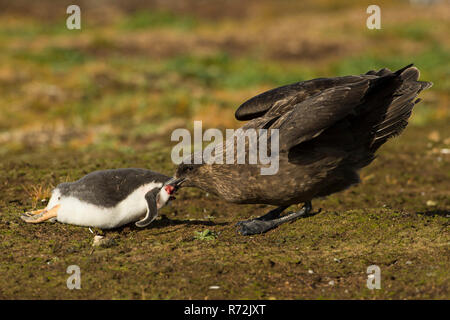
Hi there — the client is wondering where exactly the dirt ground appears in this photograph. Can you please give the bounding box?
[1,122,448,299]
[0,0,449,299]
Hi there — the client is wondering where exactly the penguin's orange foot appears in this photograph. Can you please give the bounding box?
[21,208,46,218]
[21,205,60,223]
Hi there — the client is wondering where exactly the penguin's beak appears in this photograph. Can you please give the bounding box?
[164,177,186,190]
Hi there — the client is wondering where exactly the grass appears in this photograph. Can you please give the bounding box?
[332,45,450,90]
[164,53,312,89]
[13,47,90,70]
[21,183,54,209]
[119,10,197,31]
[194,229,219,241]
[0,0,449,299]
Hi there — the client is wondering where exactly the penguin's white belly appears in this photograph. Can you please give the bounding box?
[50,182,162,229]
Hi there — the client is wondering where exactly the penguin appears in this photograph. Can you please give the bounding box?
[20,168,176,229]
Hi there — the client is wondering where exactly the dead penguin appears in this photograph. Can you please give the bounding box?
[20,168,175,229]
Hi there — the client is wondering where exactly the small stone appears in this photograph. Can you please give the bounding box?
[328,280,335,286]
[426,200,437,207]
[362,174,375,182]
[440,148,450,155]
[209,286,220,290]
[92,235,116,248]
[308,269,314,274]
[333,258,341,263]
[92,235,104,246]
[406,261,412,265]
[428,131,440,142]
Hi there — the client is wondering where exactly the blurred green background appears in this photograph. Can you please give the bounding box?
[0,0,449,300]
[0,0,448,155]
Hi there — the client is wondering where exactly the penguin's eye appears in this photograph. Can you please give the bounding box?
[58,196,61,200]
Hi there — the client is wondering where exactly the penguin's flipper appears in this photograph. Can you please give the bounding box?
[135,190,158,228]
[20,205,60,223]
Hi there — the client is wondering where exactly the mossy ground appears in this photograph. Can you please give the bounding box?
[2,122,448,299]
[0,0,449,299]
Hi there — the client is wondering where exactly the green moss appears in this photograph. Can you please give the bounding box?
[13,47,89,70]
[164,53,311,89]
[120,10,196,30]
